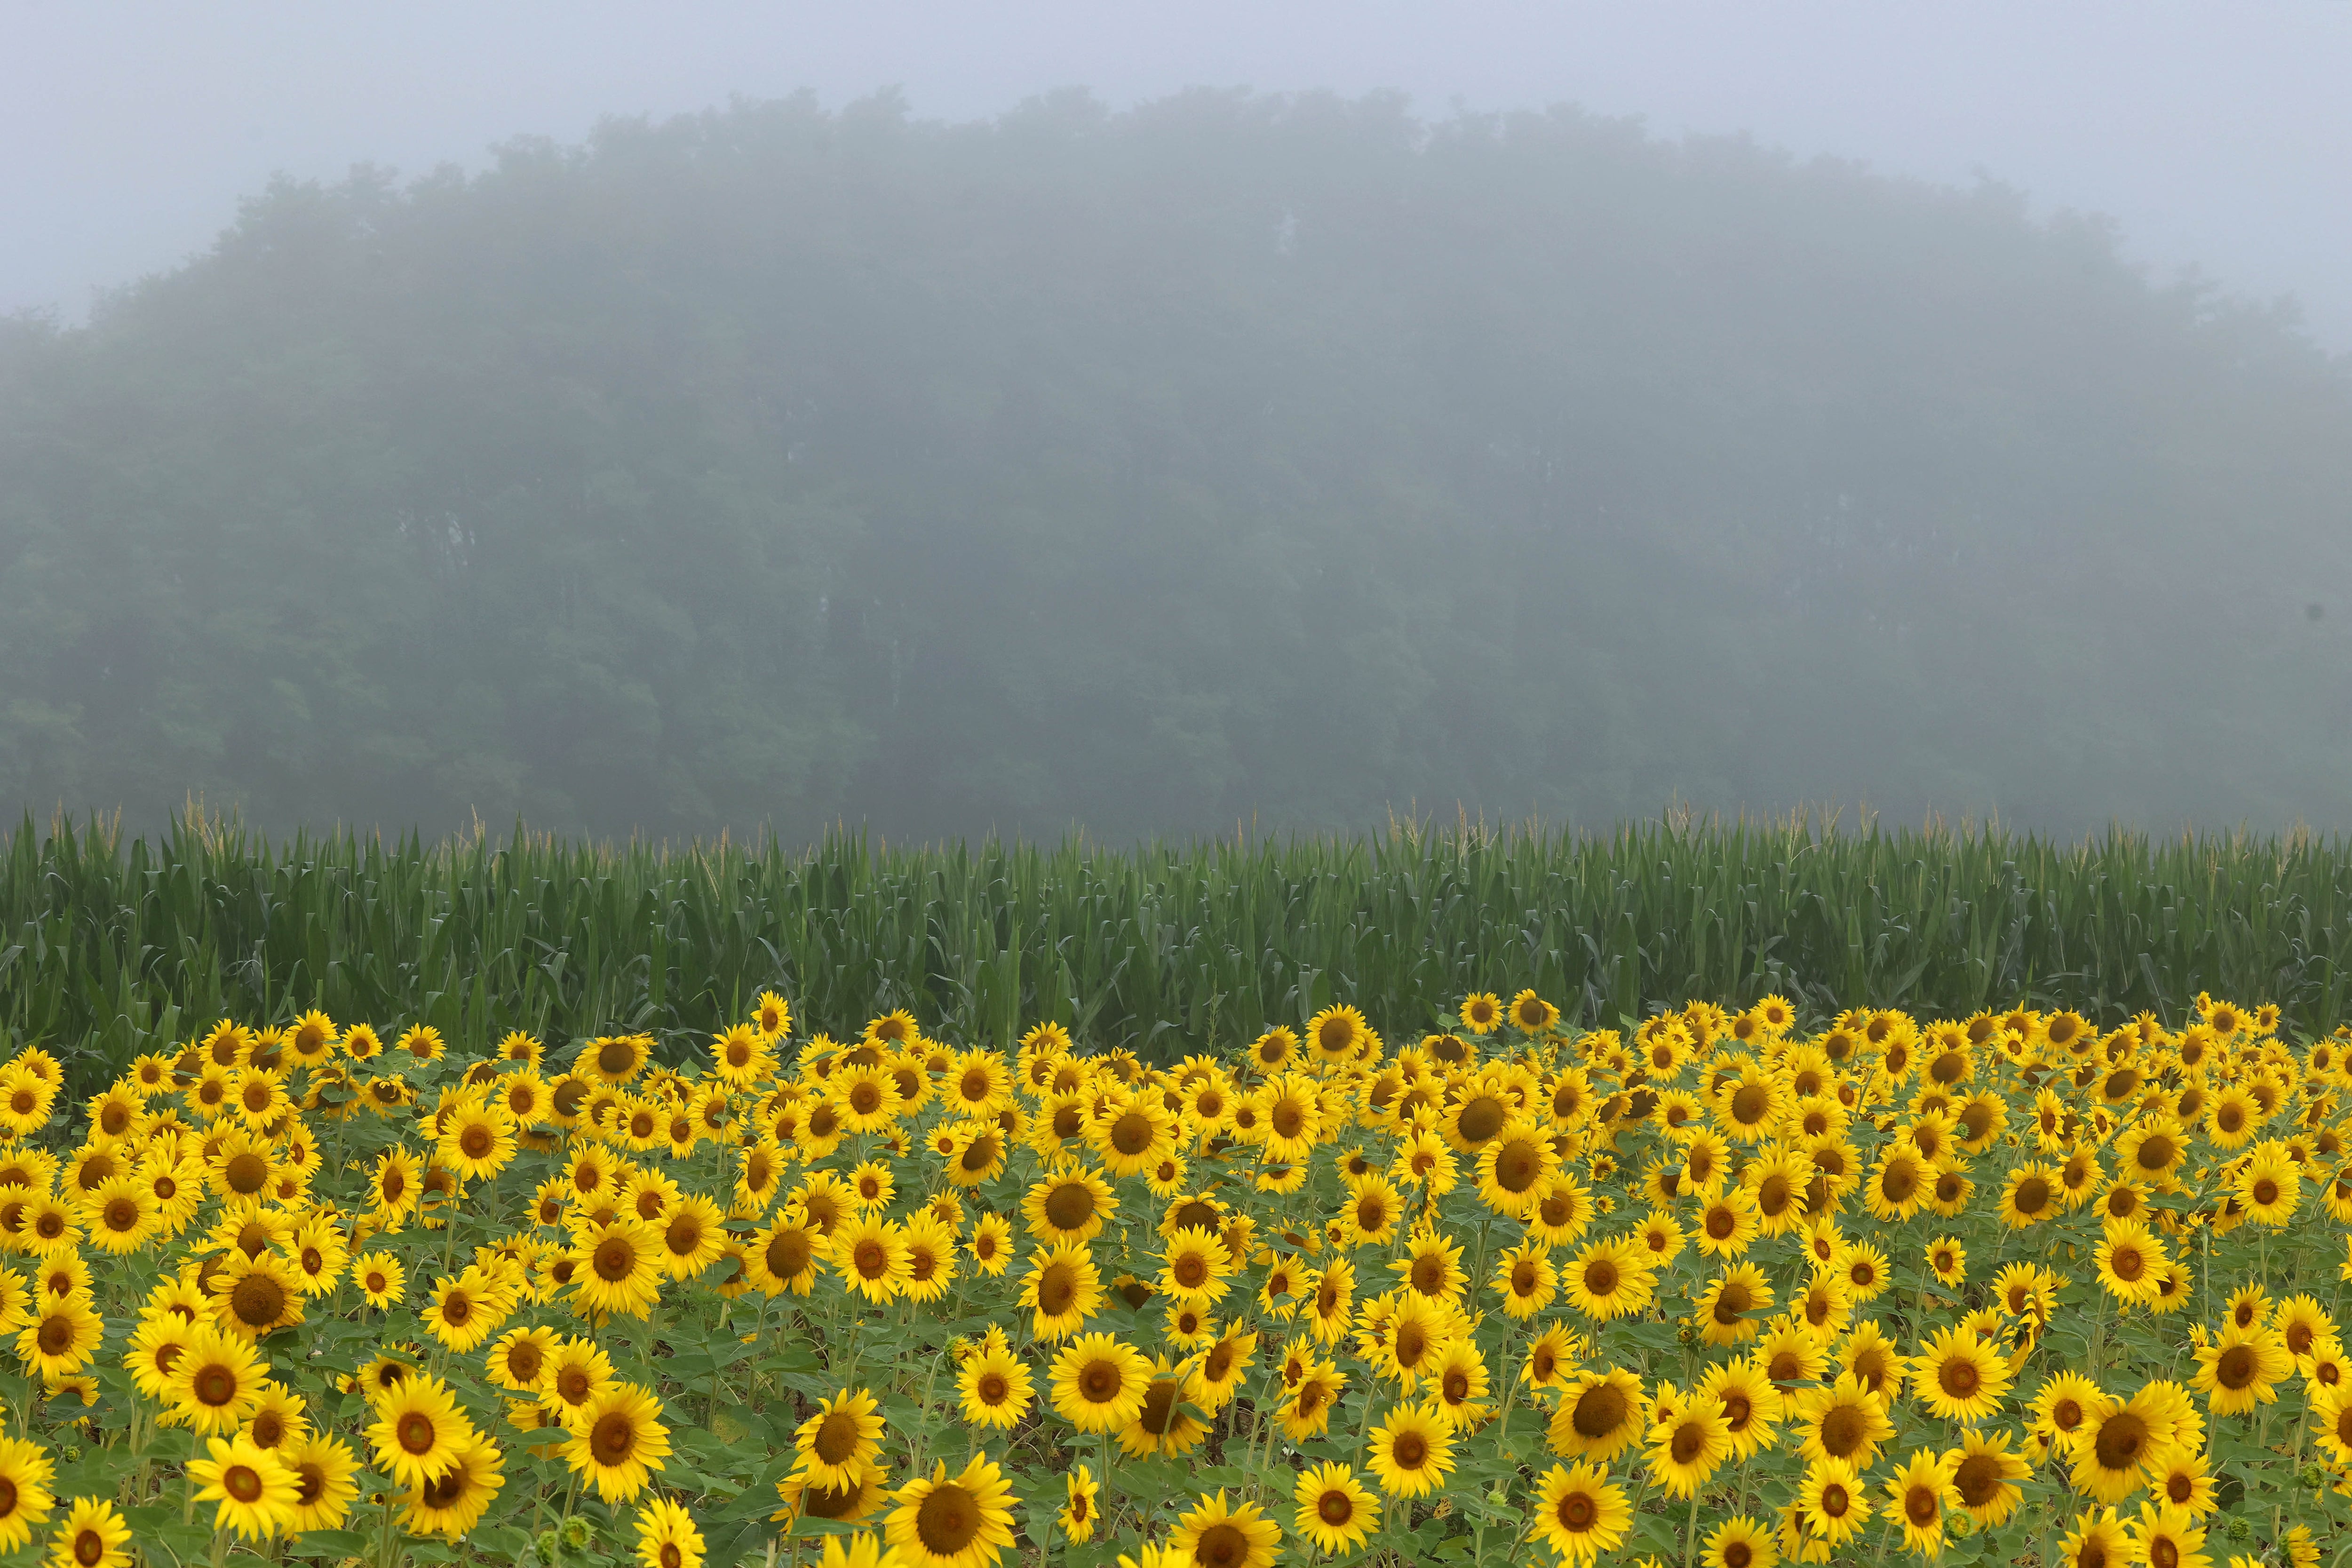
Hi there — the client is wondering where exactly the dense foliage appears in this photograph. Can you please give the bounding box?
[6,812,2351,1098]
[1,92,2349,841]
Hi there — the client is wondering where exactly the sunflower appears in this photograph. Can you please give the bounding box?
[796,1388,888,1489]
[79,1175,159,1254]
[1693,1189,1761,1258]
[485,1324,559,1396]
[1510,990,1560,1033]
[2093,1219,2168,1306]
[1645,1384,1733,1499]
[2234,1151,2300,1226]
[439,1103,517,1183]
[401,1435,506,1538]
[1460,993,1503,1035]
[1090,1095,1179,1180]
[1695,1263,1775,1347]
[1792,1374,1894,1469]
[421,1269,507,1354]
[536,1336,615,1422]
[1530,1461,1629,1565]
[1293,1462,1379,1556]
[2192,1321,2292,1415]
[1365,1403,1456,1498]
[1493,1242,1557,1320]
[48,1496,132,1568]
[366,1374,473,1489]
[166,1325,267,1434]
[1058,1465,1099,1543]
[1909,1324,2011,1424]
[189,1434,298,1540]
[564,1383,671,1503]
[1996,1162,2060,1228]
[0,1437,51,1551]
[2067,1385,2185,1503]
[956,1344,1033,1430]
[1700,1515,1775,1568]
[1022,1241,1104,1341]
[1885,1448,1958,1557]
[568,1219,667,1319]
[1563,1237,1656,1321]
[1118,1355,1213,1458]
[1698,1359,1782,1460]
[1308,1003,1370,1064]
[1925,1234,1967,1287]
[16,1295,100,1379]
[1540,1369,1646,1465]
[353,1251,406,1309]
[1022,1163,1116,1246]
[883,1453,1017,1568]
[1796,1457,1871,1544]
[1279,1359,1348,1441]
[1049,1334,1149,1433]
[634,1496,705,1568]
[1947,1429,2031,1526]
[278,1431,360,1534]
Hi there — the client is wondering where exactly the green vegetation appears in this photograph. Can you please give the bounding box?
[8,810,2347,1093]
[1,92,2349,842]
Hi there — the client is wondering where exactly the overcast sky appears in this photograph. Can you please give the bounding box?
[8,1,2349,350]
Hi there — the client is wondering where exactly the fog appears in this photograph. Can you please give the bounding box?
[8,2,2351,349]
[1,6,2348,844]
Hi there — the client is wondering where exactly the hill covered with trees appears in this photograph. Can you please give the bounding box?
[2,89,2347,840]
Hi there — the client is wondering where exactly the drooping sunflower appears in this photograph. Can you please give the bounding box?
[1293,1462,1379,1556]
[1529,1460,1629,1565]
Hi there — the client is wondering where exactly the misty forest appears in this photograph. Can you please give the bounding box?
[5,89,2347,844]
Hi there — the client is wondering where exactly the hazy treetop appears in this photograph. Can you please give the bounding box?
[7,1,2350,348]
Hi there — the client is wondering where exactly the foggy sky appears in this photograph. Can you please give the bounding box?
[6,1,2350,351]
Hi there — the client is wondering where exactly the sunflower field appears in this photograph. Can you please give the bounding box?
[0,987,2346,1568]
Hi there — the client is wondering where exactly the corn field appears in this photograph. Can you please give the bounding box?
[6,810,2350,1096]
